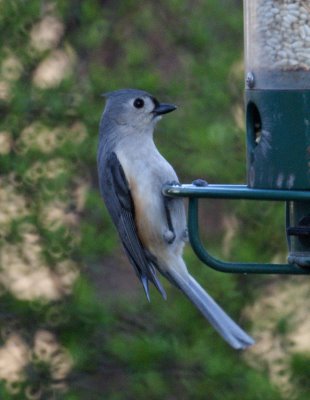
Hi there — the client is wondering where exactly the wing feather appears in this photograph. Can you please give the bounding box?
[98,152,166,300]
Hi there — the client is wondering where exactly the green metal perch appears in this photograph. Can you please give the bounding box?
[163,184,310,275]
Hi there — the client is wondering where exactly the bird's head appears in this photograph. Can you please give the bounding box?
[102,89,177,131]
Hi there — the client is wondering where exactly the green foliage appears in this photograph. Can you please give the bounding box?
[290,353,310,399]
[0,0,289,399]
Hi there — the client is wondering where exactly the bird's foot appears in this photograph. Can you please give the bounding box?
[163,228,176,244]
[164,180,181,187]
[182,228,189,242]
[192,178,208,187]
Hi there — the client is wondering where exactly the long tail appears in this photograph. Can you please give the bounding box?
[170,269,254,350]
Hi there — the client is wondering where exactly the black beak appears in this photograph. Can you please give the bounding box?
[153,103,177,116]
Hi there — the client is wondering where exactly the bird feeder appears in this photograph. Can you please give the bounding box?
[163,0,310,274]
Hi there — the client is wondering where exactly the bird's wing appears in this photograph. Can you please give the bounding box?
[100,151,166,300]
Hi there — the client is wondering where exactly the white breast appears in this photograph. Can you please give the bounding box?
[114,133,185,255]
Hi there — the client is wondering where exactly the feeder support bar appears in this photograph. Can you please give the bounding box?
[163,184,310,275]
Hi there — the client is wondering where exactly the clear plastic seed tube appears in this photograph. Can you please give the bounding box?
[244,0,310,89]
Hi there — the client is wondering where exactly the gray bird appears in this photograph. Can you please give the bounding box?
[97,88,254,350]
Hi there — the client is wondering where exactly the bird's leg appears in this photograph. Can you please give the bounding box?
[162,181,180,244]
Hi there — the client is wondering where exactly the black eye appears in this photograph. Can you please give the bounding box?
[133,98,144,109]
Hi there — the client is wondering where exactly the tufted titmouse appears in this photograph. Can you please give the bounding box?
[97,88,254,349]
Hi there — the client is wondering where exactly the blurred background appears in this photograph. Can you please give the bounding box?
[0,0,309,399]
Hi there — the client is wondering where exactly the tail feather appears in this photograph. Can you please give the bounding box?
[171,271,254,350]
